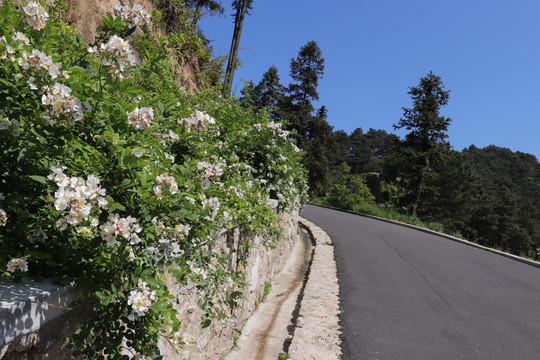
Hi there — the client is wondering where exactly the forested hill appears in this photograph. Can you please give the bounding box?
[239,42,540,259]
[325,132,540,258]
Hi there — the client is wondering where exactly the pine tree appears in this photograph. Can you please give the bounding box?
[393,71,451,216]
[252,65,284,112]
[282,40,325,146]
[303,106,333,195]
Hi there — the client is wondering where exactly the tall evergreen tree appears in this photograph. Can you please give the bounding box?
[252,65,284,112]
[240,66,284,120]
[303,106,333,195]
[223,0,253,96]
[393,71,451,216]
[282,41,325,146]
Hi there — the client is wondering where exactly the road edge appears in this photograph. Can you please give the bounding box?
[287,217,343,359]
[307,202,540,269]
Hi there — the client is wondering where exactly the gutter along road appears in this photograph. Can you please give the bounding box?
[301,204,540,360]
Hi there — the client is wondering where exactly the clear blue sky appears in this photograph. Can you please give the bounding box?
[198,0,540,158]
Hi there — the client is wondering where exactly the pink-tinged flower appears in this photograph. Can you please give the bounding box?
[6,258,28,273]
[100,214,142,246]
[179,110,215,134]
[153,173,178,198]
[23,1,49,30]
[127,107,153,130]
[41,83,83,124]
[114,3,151,29]
[0,208,7,226]
[49,166,107,228]
[95,35,137,79]
[187,260,207,280]
[126,279,156,320]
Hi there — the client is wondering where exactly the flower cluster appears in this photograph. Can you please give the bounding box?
[196,161,224,179]
[6,258,28,273]
[0,117,21,136]
[114,3,151,28]
[13,32,30,47]
[187,260,207,280]
[23,1,49,31]
[127,106,153,130]
[153,173,178,199]
[267,121,290,140]
[41,83,84,124]
[166,129,179,142]
[0,208,7,226]
[151,218,184,258]
[127,279,156,321]
[49,165,108,228]
[27,230,48,243]
[93,35,136,79]
[179,110,215,134]
[174,223,191,240]
[101,214,142,246]
[18,49,66,80]
[202,196,220,218]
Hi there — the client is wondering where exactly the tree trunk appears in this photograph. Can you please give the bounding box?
[411,156,429,217]
[223,0,249,96]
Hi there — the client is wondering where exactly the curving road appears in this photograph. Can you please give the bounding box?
[301,204,540,360]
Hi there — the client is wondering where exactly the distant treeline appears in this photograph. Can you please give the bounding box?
[240,41,540,258]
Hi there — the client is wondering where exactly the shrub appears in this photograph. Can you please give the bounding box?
[325,175,374,210]
[379,180,401,207]
[0,1,306,358]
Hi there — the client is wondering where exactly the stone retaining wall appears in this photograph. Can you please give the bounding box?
[0,210,299,359]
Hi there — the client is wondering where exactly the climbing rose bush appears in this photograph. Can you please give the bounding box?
[0,1,307,358]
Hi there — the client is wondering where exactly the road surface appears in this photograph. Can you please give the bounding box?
[301,204,540,360]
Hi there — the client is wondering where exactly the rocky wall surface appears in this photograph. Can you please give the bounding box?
[0,210,299,359]
[159,209,299,359]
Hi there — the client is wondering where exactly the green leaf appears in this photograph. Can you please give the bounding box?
[201,318,211,328]
[28,175,48,185]
[110,202,126,212]
[157,102,164,114]
[118,79,132,92]
[123,85,145,97]
[95,291,111,305]
[17,147,28,161]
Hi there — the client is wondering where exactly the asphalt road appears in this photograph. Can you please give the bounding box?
[301,204,540,360]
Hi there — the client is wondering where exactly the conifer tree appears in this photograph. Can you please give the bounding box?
[393,71,451,216]
[303,106,333,195]
[282,40,325,146]
[252,65,284,112]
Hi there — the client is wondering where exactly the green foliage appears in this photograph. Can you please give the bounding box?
[262,281,272,301]
[325,174,375,211]
[428,222,445,233]
[348,127,400,175]
[151,0,225,87]
[0,1,306,358]
[379,180,401,207]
